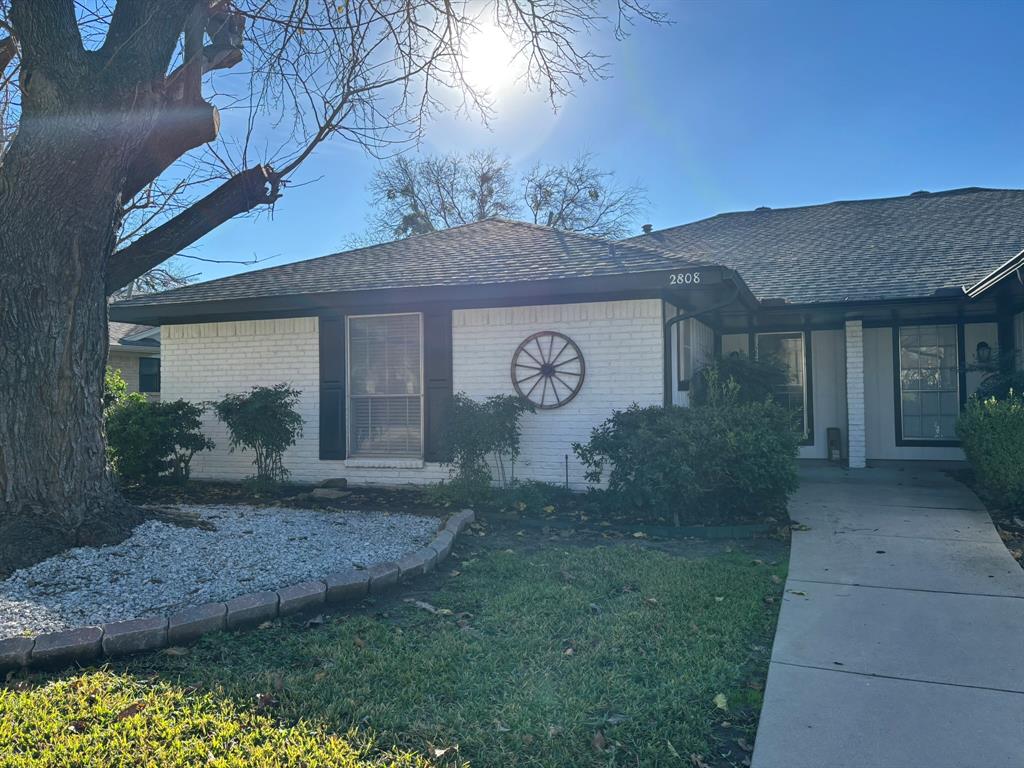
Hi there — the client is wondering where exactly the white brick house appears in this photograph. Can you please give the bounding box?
[111,188,1024,485]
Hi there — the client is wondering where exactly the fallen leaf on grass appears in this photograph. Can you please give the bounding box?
[68,719,92,734]
[353,636,366,649]
[116,702,146,721]
[632,531,648,539]
[770,574,782,584]
[643,597,659,606]
[713,693,728,711]
[591,730,607,752]
[563,647,575,656]
[543,505,556,514]
[547,725,563,738]
[304,614,325,628]
[313,671,329,682]
[737,737,753,752]
[689,754,710,768]
[161,646,189,657]
[254,692,278,710]
[714,596,725,602]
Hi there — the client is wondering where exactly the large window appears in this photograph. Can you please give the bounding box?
[756,332,809,439]
[898,324,959,441]
[347,313,423,458]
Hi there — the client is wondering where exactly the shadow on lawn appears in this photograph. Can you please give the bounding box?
[5,513,788,768]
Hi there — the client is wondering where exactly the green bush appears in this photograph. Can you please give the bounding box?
[957,393,1024,512]
[433,393,535,505]
[106,399,214,484]
[572,378,799,526]
[103,366,145,414]
[690,353,789,406]
[213,384,303,486]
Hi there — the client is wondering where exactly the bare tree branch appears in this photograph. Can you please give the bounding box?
[106,164,281,294]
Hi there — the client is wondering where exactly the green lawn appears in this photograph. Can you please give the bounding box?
[1,545,785,767]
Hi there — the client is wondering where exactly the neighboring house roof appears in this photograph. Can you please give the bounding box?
[623,187,1024,305]
[111,218,704,309]
[109,321,159,349]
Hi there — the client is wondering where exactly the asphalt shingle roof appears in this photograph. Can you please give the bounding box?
[623,187,1024,305]
[113,219,698,308]
[108,321,158,346]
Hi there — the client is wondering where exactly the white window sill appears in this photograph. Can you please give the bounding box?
[343,458,425,469]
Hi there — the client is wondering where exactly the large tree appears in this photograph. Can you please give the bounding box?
[0,1,663,541]
[368,150,645,241]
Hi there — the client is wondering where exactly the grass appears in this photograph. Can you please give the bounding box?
[1,544,786,767]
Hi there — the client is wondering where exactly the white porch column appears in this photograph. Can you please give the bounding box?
[845,319,866,468]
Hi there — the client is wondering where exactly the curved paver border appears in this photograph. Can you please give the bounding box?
[0,509,475,672]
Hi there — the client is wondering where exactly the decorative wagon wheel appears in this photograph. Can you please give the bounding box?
[511,331,585,409]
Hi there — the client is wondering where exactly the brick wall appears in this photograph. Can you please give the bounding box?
[163,300,665,488]
[844,319,866,468]
[452,299,664,488]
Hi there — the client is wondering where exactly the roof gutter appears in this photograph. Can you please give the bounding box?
[965,246,1024,299]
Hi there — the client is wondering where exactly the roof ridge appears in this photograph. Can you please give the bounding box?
[633,186,1021,240]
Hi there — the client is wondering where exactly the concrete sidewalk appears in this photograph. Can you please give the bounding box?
[752,467,1024,768]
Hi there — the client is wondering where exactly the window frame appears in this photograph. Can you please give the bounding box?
[892,323,965,447]
[345,311,425,459]
[138,356,160,393]
[676,317,714,391]
[753,330,814,446]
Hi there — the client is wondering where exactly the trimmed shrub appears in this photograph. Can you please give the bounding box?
[106,399,214,484]
[573,379,799,525]
[957,393,1024,512]
[690,353,789,406]
[213,384,303,485]
[103,366,145,414]
[433,393,534,504]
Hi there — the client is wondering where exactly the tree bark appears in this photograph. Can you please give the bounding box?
[0,0,191,534]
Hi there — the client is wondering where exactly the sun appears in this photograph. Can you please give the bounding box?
[462,23,519,96]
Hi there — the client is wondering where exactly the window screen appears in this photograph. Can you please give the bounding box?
[348,314,422,457]
[898,325,959,440]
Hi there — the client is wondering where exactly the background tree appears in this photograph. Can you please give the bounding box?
[369,150,518,239]
[523,153,646,238]
[0,0,665,544]
[367,150,646,241]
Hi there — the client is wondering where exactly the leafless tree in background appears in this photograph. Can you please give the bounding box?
[367,150,645,240]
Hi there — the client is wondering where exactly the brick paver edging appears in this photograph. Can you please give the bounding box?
[0,509,475,672]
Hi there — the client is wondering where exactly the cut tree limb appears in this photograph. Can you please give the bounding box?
[107,165,281,295]
[123,101,220,202]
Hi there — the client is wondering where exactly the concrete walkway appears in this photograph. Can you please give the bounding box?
[752,466,1024,768]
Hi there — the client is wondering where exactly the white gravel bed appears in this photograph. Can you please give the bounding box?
[0,504,439,640]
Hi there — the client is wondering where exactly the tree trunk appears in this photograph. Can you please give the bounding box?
[0,123,126,533]
[0,74,158,537]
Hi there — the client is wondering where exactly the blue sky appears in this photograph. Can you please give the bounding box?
[191,0,1024,281]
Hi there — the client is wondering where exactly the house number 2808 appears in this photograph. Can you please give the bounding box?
[669,271,701,285]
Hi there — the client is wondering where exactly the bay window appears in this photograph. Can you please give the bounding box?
[347,313,423,458]
[897,324,959,441]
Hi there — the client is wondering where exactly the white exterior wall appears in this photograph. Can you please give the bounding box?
[162,317,448,485]
[801,329,848,461]
[163,299,665,487]
[452,299,664,488]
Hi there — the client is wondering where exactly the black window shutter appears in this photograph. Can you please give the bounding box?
[423,310,453,462]
[319,314,346,460]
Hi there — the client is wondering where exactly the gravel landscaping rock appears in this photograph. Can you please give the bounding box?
[0,504,439,640]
